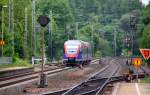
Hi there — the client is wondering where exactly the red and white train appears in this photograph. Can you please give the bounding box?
[63,40,92,67]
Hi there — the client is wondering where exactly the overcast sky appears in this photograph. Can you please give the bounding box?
[140,0,150,5]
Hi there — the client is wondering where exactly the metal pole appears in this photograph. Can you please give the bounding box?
[68,25,70,40]
[1,7,4,57]
[31,0,33,54]
[136,68,139,82]
[50,10,53,62]
[32,0,36,57]
[130,15,133,65]
[39,27,46,88]
[48,16,50,44]
[114,29,117,57]
[24,7,28,58]
[91,25,94,57]
[1,5,8,57]
[130,17,134,66]
[11,0,14,56]
[131,27,134,56]
[8,0,11,32]
[39,26,48,88]
[48,14,50,60]
[34,1,36,57]
[41,28,44,75]
[76,22,78,39]
[66,24,70,40]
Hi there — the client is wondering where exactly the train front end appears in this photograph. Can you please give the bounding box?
[63,40,81,66]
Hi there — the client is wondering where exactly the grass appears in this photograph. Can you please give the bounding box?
[0,57,32,69]
[141,76,150,83]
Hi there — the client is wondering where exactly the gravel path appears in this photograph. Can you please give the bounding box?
[23,62,106,95]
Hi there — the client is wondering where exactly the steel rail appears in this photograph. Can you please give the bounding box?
[0,59,101,88]
[62,64,110,95]
[0,68,55,81]
[62,59,117,95]
[79,65,120,95]
[0,67,71,88]
[95,65,120,95]
[0,59,100,82]
[44,89,69,95]
[46,58,148,95]
[48,73,146,95]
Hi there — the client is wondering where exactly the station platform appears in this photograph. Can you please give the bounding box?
[112,83,150,95]
[0,67,29,72]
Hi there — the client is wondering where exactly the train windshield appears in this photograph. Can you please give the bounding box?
[66,48,78,54]
[66,46,78,54]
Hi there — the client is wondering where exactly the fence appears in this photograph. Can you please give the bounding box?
[0,57,12,64]
[32,57,47,66]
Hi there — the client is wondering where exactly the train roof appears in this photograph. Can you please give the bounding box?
[64,40,90,47]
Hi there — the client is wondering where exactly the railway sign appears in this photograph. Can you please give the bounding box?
[0,40,5,46]
[37,15,50,27]
[132,57,142,68]
[140,48,150,60]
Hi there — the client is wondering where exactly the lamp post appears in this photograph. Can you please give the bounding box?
[1,5,8,57]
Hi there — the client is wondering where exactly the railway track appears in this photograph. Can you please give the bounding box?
[0,59,102,88]
[43,58,148,95]
[0,67,71,88]
[0,58,147,94]
[0,67,55,81]
[0,63,66,82]
[0,59,102,82]
[62,59,120,95]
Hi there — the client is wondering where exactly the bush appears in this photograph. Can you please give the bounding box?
[142,76,150,83]
[0,57,32,68]
[13,57,32,67]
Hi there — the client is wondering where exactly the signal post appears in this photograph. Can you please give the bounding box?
[132,57,142,82]
[37,15,50,88]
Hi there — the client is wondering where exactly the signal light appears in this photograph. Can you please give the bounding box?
[0,40,5,46]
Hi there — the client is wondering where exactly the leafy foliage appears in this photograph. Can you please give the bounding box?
[139,4,150,64]
[140,4,150,48]
[0,0,147,64]
[140,25,150,48]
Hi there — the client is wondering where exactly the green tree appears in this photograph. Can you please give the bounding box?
[36,0,74,60]
[140,25,150,48]
[139,3,150,48]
